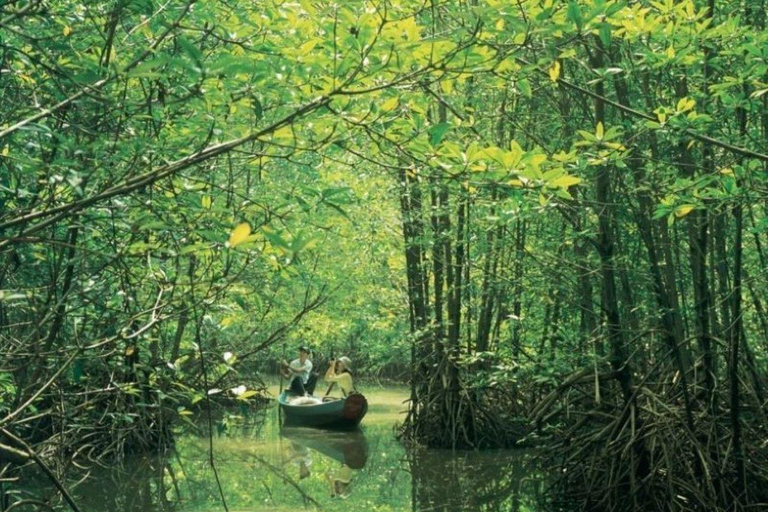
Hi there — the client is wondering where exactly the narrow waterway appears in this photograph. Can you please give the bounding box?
[24,385,549,511]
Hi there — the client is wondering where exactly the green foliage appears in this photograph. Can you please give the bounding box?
[2,0,768,508]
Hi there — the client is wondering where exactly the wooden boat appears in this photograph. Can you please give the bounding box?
[278,391,368,430]
[280,426,369,469]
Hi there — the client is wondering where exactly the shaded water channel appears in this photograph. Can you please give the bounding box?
[20,385,550,512]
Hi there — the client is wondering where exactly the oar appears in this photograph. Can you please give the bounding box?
[279,342,286,394]
[278,343,286,424]
[323,345,336,398]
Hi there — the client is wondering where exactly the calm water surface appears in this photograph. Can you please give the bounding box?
[27,385,548,512]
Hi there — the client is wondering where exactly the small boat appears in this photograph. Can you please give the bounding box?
[278,391,368,430]
[280,426,369,469]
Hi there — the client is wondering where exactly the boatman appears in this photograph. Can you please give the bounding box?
[281,345,317,396]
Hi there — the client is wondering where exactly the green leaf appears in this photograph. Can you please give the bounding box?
[598,24,612,47]
[179,243,210,255]
[251,95,263,119]
[517,78,532,98]
[127,56,171,77]
[263,229,291,251]
[178,36,203,63]
[429,122,451,147]
[567,1,583,29]
[326,201,350,219]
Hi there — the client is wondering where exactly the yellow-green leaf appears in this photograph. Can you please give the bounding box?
[676,97,695,112]
[63,26,72,36]
[549,61,561,82]
[551,175,581,188]
[675,205,695,218]
[381,97,399,112]
[228,223,251,247]
[298,39,317,55]
[238,390,259,400]
[595,122,604,140]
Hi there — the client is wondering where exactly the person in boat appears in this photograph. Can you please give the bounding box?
[324,356,354,397]
[281,345,317,396]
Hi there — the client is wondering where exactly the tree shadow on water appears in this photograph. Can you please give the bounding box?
[408,447,550,512]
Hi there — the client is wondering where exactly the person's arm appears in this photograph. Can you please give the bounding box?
[323,362,339,398]
[289,359,308,376]
[285,360,304,375]
[325,361,342,381]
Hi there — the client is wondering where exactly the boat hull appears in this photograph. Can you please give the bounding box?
[278,391,368,430]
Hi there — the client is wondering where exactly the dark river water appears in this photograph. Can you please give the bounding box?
[16,385,549,511]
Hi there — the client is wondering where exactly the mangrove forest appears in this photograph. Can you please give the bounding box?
[1,0,768,510]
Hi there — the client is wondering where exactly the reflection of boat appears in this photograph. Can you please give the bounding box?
[278,391,368,430]
[280,426,369,469]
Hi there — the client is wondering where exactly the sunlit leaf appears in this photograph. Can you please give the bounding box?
[228,223,252,248]
[550,176,581,188]
[675,205,696,218]
[549,61,561,82]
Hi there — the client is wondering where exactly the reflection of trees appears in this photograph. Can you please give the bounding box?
[65,454,176,512]
[167,409,326,510]
[408,448,546,512]
[5,452,177,512]
[8,407,273,512]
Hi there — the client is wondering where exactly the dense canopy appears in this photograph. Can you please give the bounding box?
[1,1,768,511]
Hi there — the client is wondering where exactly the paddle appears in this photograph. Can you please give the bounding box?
[278,342,286,424]
[323,345,336,399]
[279,342,286,394]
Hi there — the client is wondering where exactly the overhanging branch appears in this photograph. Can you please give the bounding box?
[518,57,768,164]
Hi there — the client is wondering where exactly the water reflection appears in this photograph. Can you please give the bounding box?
[13,386,550,512]
[86,457,174,512]
[409,448,546,512]
[281,427,369,468]
[281,427,369,499]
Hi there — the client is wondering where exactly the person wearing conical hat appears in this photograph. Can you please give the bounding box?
[324,356,355,396]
